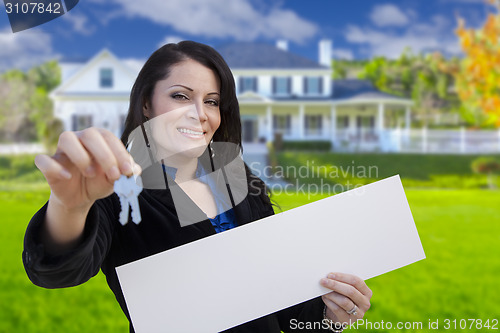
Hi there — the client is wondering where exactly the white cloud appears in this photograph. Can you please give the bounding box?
[0,27,58,72]
[332,48,354,60]
[62,12,96,36]
[345,11,462,59]
[370,4,410,27]
[122,58,146,76]
[101,0,318,44]
[157,35,184,48]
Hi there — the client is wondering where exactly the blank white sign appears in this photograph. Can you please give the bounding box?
[116,175,425,333]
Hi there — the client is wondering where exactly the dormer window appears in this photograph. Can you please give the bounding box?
[304,76,323,95]
[100,68,113,88]
[239,77,257,93]
[272,77,291,95]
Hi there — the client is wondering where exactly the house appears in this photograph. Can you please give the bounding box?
[50,40,413,152]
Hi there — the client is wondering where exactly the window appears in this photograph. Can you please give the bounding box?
[100,68,113,88]
[71,115,93,131]
[303,77,323,95]
[356,116,375,129]
[305,115,323,136]
[336,116,349,129]
[273,115,291,135]
[272,77,291,95]
[239,77,257,93]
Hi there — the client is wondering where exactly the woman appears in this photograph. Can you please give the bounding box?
[23,41,372,332]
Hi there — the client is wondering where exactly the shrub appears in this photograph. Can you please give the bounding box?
[280,140,331,151]
[471,157,500,174]
[471,156,500,188]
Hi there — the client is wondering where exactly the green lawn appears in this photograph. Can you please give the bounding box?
[276,152,500,188]
[1,183,499,332]
[275,189,500,332]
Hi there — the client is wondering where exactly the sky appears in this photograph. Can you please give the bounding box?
[0,0,497,72]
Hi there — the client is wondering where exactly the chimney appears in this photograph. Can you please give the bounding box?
[276,39,288,51]
[319,39,332,67]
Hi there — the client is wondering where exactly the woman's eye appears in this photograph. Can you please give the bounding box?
[205,99,219,107]
[171,93,188,100]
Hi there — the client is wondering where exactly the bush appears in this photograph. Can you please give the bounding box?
[280,140,331,151]
[471,156,500,174]
[471,156,500,188]
[0,155,39,180]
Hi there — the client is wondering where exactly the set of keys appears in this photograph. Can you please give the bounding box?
[114,175,143,225]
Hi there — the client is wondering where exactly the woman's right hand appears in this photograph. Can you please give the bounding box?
[34,127,141,247]
[35,127,140,210]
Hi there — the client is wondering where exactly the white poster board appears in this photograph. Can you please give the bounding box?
[117,175,425,332]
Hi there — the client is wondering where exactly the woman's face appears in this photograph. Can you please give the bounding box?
[144,58,221,161]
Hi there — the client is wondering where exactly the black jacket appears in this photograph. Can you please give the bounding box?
[23,183,329,332]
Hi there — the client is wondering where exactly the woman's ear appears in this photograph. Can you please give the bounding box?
[143,102,151,119]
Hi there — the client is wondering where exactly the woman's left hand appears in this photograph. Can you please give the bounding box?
[320,272,372,327]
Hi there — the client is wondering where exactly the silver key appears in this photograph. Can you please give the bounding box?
[114,175,143,225]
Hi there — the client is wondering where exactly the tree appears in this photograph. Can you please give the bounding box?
[0,60,61,147]
[358,49,460,126]
[453,0,500,127]
[0,74,37,142]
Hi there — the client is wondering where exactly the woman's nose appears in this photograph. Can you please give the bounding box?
[188,101,208,121]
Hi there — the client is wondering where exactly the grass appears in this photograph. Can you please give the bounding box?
[276,152,500,188]
[274,189,500,332]
[1,181,499,331]
[0,183,128,332]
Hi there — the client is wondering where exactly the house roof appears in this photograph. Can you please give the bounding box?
[332,79,409,101]
[217,42,327,69]
[51,49,137,98]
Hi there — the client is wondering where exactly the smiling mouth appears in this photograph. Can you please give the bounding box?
[177,128,206,137]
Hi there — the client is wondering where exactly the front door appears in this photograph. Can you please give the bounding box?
[242,118,257,142]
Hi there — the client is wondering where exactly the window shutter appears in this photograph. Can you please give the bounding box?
[303,77,308,94]
[253,77,258,92]
[71,114,77,131]
[318,115,323,129]
[287,77,291,94]
[318,77,323,94]
[272,77,277,95]
[286,115,291,130]
[239,77,244,93]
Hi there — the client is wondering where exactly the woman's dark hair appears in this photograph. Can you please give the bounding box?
[121,40,271,205]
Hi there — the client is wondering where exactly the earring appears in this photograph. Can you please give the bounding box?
[209,140,215,158]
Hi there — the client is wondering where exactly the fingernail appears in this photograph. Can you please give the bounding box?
[107,166,120,179]
[60,169,72,179]
[85,166,96,177]
[321,278,329,286]
[328,273,335,279]
[121,161,133,175]
[133,163,142,175]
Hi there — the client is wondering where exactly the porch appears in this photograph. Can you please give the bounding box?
[239,100,412,152]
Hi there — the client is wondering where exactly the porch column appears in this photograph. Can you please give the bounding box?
[330,105,337,147]
[378,103,385,150]
[377,103,385,131]
[266,105,273,142]
[405,105,411,136]
[298,104,305,139]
